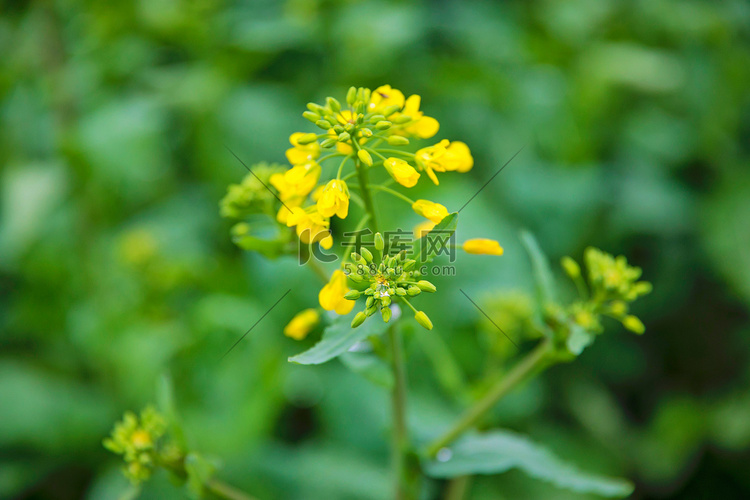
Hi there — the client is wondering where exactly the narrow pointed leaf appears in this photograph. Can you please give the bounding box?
[289,315,388,365]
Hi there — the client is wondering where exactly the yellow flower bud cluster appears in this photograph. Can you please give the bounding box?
[220,162,285,219]
[561,247,652,337]
[103,406,169,485]
[344,233,436,330]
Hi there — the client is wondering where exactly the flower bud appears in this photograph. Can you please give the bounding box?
[307,102,325,114]
[417,280,437,293]
[369,114,385,123]
[366,304,378,316]
[346,86,357,105]
[357,149,373,166]
[320,138,337,148]
[351,252,367,266]
[360,247,374,262]
[387,136,410,146]
[381,295,392,307]
[561,256,581,279]
[296,133,319,145]
[381,307,392,323]
[414,311,433,330]
[303,111,319,123]
[407,285,421,296]
[374,232,384,251]
[338,132,351,142]
[351,311,367,328]
[361,128,373,137]
[333,124,345,134]
[366,296,375,308]
[623,315,645,334]
[392,115,412,124]
[382,104,401,116]
[344,290,361,300]
[395,287,407,296]
[316,119,333,130]
[362,88,371,103]
[327,97,341,113]
[375,121,392,130]
[403,260,416,271]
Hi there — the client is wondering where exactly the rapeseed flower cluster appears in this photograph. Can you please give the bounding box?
[103,407,169,485]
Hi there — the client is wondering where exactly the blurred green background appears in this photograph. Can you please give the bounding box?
[2,0,750,498]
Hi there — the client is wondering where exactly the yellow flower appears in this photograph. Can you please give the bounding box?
[369,85,405,112]
[416,140,474,184]
[319,270,356,315]
[286,207,332,248]
[412,199,449,223]
[462,238,504,256]
[286,132,321,165]
[317,180,350,219]
[284,309,320,340]
[413,220,435,238]
[398,94,439,139]
[384,157,420,187]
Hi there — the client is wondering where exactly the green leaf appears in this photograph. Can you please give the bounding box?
[423,431,633,498]
[339,350,393,388]
[409,212,458,265]
[289,315,389,365]
[519,230,556,304]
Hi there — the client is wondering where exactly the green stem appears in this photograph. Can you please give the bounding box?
[305,250,330,283]
[425,341,554,457]
[370,185,415,205]
[355,159,379,233]
[378,149,416,157]
[205,478,257,500]
[388,324,410,500]
[444,476,472,500]
[336,154,353,179]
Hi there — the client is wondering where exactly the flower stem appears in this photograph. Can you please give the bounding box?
[205,478,257,500]
[370,185,415,205]
[424,341,554,457]
[388,323,410,500]
[355,158,379,233]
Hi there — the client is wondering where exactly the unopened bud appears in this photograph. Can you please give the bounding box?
[407,285,421,296]
[381,306,392,323]
[344,290,361,300]
[296,133,319,145]
[369,114,385,123]
[414,311,433,330]
[327,97,341,113]
[346,87,357,105]
[561,257,580,279]
[374,232,384,251]
[366,296,375,308]
[357,150,373,167]
[387,136,409,146]
[375,121,392,130]
[395,287,407,296]
[320,138,337,148]
[417,280,437,293]
[382,104,401,116]
[392,115,412,124]
[316,119,333,130]
[303,111,319,123]
[361,128,373,137]
[333,124,345,134]
[338,132,351,142]
[351,311,367,328]
[623,315,645,334]
[360,247,374,262]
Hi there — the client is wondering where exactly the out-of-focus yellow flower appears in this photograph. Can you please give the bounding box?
[284,309,320,340]
[416,140,474,184]
[317,180,349,219]
[286,207,332,248]
[319,270,356,315]
[384,157,420,187]
[369,85,405,112]
[286,132,321,165]
[398,94,439,139]
[413,220,435,238]
[462,238,504,256]
[412,199,449,223]
[622,315,645,334]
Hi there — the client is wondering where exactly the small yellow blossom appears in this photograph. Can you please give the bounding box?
[398,94,439,139]
[286,132,321,165]
[319,270,356,315]
[369,85,405,112]
[384,157,420,187]
[286,207,332,248]
[462,238,504,256]
[284,309,320,340]
[413,220,435,238]
[412,199,449,223]
[317,180,350,219]
[416,140,474,184]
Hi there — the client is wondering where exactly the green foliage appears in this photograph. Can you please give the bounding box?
[423,431,633,498]
[289,314,389,365]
